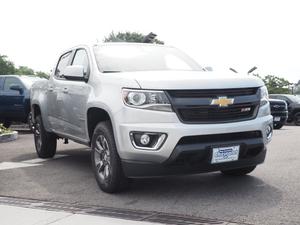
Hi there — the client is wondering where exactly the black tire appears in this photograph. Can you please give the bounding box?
[221,166,256,176]
[294,112,300,126]
[273,123,284,129]
[91,121,128,193]
[34,115,57,158]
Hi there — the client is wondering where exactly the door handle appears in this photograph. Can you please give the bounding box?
[62,88,69,94]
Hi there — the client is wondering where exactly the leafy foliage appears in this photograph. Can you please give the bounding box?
[15,66,35,75]
[254,74,292,94]
[0,123,12,135]
[0,54,49,79]
[104,31,164,44]
[0,55,15,74]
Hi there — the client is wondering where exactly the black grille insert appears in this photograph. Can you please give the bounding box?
[166,88,260,123]
[178,131,262,145]
[168,88,258,98]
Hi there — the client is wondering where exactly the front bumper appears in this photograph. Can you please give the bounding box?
[122,131,266,177]
[113,105,273,177]
[271,111,288,124]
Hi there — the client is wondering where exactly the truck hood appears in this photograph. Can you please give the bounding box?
[112,71,264,90]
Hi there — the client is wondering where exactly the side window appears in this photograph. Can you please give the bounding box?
[4,77,23,93]
[55,51,72,78]
[72,49,89,76]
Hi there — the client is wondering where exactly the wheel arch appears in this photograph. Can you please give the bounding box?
[87,107,113,145]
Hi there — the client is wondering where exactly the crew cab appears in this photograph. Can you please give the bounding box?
[269,98,288,129]
[31,43,273,193]
[269,94,300,126]
[0,75,42,129]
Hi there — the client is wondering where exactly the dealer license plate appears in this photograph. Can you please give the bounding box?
[211,145,240,164]
[274,117,281,122]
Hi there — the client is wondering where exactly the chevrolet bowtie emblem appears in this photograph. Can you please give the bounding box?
[211,96,234,107]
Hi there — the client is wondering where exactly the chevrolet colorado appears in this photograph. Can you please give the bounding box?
[31,43,273,193]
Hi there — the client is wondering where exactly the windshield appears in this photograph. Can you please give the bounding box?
[93,44,203,73]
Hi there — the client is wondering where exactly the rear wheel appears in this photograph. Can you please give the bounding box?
[294,112,300,126]
[221,166,256,176]
[34,115,57,158]
[91,121,128,193]
[273,123,284,129]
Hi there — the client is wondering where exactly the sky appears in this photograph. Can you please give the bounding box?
[0,0,299,82]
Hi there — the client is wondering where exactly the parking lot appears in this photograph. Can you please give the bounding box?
[0,126,300,225]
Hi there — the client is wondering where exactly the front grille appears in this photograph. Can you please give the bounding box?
[167,88,258,98]
[270,103,287,112]
[166,88,260,123]
[178,103,257,123]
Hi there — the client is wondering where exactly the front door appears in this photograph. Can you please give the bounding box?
[61,48,90,140]
[47,51,73,133]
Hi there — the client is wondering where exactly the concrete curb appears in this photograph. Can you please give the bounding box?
[0,131,18,143]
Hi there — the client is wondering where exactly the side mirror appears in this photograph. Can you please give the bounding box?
[10,84,23,94]
[62,65,85,80]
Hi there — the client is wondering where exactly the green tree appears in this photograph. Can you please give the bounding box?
[0,55,15,75]
[254,74,292,94]
[104,31,164,44]
[15,66,35,75]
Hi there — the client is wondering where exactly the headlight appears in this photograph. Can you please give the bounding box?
[260,86,269,106]
[122,89,173,112]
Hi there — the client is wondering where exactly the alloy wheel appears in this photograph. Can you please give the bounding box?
[94,135,111,182]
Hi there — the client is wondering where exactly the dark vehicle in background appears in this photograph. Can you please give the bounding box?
[269,94,300,126]
[269,99,288,129]
[0,75,43,129]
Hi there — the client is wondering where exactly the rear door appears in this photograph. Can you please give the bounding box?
[1,77,26,121]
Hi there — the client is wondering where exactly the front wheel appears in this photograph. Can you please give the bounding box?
[91,121,128,193]
[294,112,300,126]
[34,115,57,158]
[221,166,256,176]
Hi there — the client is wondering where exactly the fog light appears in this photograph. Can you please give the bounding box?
[266,124,273,140]
[140,134,150,145]
[130,132,167,150]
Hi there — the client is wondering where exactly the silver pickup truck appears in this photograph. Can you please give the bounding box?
[31,43,273,193]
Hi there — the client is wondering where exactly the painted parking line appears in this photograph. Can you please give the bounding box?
[0,154,68,171]
[21,154,68,164]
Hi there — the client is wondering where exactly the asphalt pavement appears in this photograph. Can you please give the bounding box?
[0,126,299,225]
